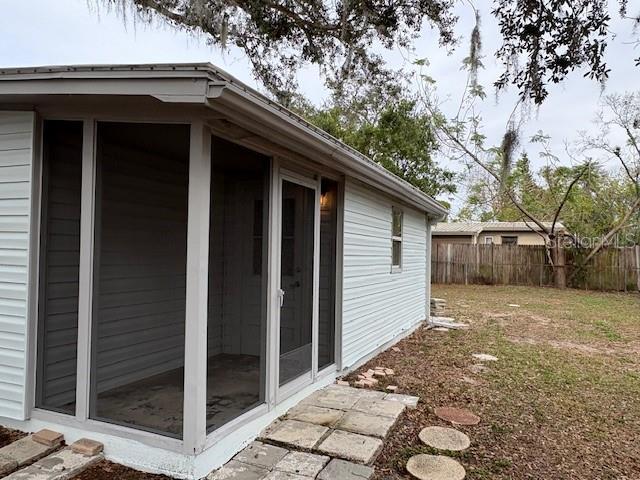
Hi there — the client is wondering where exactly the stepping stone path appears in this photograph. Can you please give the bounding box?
[406,454,466,480]
[472,353,498,362]
[317,430,382,464]
[428,317,469,330]
[418,427,470,452]
[263,419,330,450]
[385,393,419,409]
[434,407,481,426]
[210,384,418,479]
[317,459,373,480]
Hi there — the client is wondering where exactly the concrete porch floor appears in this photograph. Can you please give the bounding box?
[94,354,262,436]
[208,384,419,479]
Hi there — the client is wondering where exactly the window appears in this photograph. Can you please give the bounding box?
[502,235,518,246]
[484,236,494,244]
[392,207,403,270]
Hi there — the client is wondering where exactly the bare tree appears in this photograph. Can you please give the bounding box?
[574,92,640,279]
[415,45,590,288]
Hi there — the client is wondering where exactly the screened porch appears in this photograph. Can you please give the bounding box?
[34,118,339,445]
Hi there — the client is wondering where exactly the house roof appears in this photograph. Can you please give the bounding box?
[0,63,448,218]
[432,221,567,235]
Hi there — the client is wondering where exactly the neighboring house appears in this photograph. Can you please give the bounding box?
[432,221,568,246]
[0,64,446,478]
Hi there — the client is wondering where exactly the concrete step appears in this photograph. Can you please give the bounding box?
[0,430,63,476]
[3,439,103,480]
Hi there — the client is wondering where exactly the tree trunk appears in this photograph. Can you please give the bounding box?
[551,241,567,289]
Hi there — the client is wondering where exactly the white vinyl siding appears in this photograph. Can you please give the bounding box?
[0,111,35,420]
[341,179,427,368]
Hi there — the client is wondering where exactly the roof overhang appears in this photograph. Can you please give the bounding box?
[0,64,448,218]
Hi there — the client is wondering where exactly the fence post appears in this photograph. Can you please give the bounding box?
[475,242,480,281]
[636,245,640,292]
[435,243,439,284]
[446,244,452,284]
[491,244,495,284]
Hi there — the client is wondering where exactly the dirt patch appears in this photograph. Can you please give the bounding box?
[0,426,26,448]
[75,460,172,480]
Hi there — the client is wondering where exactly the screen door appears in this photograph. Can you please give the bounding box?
[278,178,317,387]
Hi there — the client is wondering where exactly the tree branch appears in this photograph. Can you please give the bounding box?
[569,196,640,281]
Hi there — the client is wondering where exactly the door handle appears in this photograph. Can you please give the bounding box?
[278,288,285,308]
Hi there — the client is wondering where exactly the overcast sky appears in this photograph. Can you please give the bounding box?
[2,0,638,211]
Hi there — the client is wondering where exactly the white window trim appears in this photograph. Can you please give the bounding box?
[484,236,494,244]
[391,207,403,273]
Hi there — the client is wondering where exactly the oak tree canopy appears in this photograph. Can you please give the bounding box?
[103,0,639,104]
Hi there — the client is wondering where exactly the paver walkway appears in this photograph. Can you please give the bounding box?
[208,384,419,479]
[0,431,103,480]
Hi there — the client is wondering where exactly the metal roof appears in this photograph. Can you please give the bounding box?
[433,221,567,235]
[0,63,448,217]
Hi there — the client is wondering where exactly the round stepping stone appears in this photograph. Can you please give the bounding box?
[418,426,470,451]
[406,454,466,480]
[434,407,480,426]
[472,353,498,362]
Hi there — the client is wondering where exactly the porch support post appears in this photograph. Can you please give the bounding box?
[76,119,96,421]
[266,157,280,407]
[425,217,433,319]
[183,121,211,454]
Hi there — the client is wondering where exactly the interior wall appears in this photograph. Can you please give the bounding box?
[207,136,268,432]
[92,122,190,396]
[36,120,83,412]
[208,137,268,358]
[318,179,338,370]
[208,173,266,356]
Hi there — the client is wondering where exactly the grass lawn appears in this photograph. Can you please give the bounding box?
[352,285,640,480]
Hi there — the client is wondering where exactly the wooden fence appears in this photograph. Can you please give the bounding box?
[431,243,640,292]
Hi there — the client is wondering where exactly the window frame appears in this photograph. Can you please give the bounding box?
[484,236,494,245]
[391,207,403,272]
[501,235,518,246]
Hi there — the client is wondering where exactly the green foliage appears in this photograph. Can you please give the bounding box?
[101,0,637,104]
[293,96,456,198]
[459,154,640,244]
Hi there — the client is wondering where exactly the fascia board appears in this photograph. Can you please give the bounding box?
[0,77,211,103]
